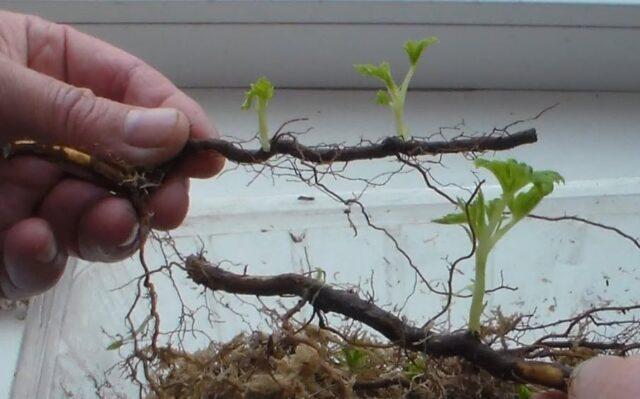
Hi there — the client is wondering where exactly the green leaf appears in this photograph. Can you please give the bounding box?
[106,339,124,351]
[532,170,565,195]
[404,37,438,66]
[354,62,395,88]
[475,158,534,196]
[510,188,543,220]
[403,357,427,380]
[509,170,564,219]
[469,189,486,235]
[241,76,275,110]
[517,384,534,399]
[486,198,504,228]
[432,212,467,225]
[341,347,369,371]
[375,90,391,106]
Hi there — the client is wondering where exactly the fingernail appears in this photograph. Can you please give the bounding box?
[118,223,140,248]
[124,108,179,148]
[36,239,58,264]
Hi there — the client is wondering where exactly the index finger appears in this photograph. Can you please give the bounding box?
[23,13,224,177]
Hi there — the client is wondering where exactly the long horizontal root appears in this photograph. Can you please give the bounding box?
[183,129,537,164]
[185,255,570,391]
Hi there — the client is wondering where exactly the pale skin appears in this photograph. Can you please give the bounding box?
[0,11,224,299]
[533,355,640,399]
[0,11,638,398]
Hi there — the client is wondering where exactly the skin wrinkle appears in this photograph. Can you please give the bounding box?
[0,12,26,63]
[21,13,29,64]
[25,16,74,95]
[0,10,222,298]
[63,26,123,98]
[65,87,102,150]
[39,179,111,256]
[0,157,61,224]
[61,22,69,83]
[114,61,146,103]
[49,84,91,145]
[0,34,10,60]
[3,219,66,294]
[15,19,131,161]
[10,12,223,175]
[0,58,17,131]
[0,186,30,224]
[121,62,179,109]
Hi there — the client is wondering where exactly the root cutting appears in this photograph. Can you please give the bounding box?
[185,255,571,391]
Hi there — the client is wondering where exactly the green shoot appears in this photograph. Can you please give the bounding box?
[106,314,153,351]
[314,267,327,283]
[403,356,428,380]
[106,338,124,351]
[354,37,438,141]
[433,159,564,333]
[242,76,275,151]
[340,346,369,372]
[517,384,534,399]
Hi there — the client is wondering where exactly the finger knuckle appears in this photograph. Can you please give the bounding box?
[49,83,98,137]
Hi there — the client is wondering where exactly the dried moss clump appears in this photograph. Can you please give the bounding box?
[145,325,526,399]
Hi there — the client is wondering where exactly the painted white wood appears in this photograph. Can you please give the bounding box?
[7,89,640,398]
[63,23,640,91]
[0,307,25,399]
[1,1,639,90]
[2,0,639,26]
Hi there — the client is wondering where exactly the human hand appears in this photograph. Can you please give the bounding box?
[534,355,640,398]
[0,11,224,299]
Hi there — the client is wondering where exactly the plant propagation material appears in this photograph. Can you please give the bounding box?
[242,77,275,152]
[3,38,639,398]
[355,37,438,141]
[434,159,564,333]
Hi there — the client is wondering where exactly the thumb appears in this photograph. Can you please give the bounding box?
[0,57,189,166]
[569,355,640,398]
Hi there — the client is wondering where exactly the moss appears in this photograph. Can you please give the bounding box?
[145,326,528,399]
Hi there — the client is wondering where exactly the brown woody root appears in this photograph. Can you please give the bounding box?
[1,140,158,239]
[185,255,571,391]
[183,128,537,164]
[0,140,162,210]
[1,129,537,224]
[2,140,134,188]
[2,129,536,190]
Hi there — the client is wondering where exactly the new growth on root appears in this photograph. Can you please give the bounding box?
[184,255,572,390]
[4,38,640,399]
[5,113,640,398]
[434,159,564,333]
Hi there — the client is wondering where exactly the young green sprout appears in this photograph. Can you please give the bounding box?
[241,76,275,151]
[433,159,564,333]
[340,346,369,372]
[354,37,438,141]
[517,384,534,399]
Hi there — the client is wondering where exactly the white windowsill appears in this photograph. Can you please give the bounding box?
[1,0,639,91]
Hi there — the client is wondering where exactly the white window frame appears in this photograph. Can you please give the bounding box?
[2,0,639,91]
